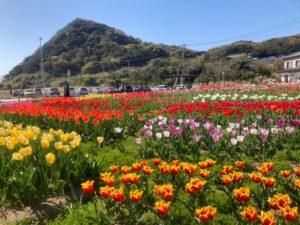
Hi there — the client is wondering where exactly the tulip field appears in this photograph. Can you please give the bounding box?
[1,83,300,224]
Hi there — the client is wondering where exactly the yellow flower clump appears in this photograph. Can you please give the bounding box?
[0,120,81,162]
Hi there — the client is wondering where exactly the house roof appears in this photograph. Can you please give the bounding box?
[283,51,300,59]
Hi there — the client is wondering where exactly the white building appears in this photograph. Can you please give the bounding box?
[280,51,300,82]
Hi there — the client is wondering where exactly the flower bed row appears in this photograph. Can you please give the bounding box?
[80,158,300,224]
[0,120,90,206]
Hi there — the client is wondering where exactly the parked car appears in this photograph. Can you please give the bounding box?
[23,89,36,97]
[11,89,24,97]
[90,87,102,94]
[34,88,44,96]
[117,85,133,93]
[76,87,89,96]
[44,87,60,96]
[141,86,151,92]
[175,84,185,90]
[150,86,158,91]
[69,87,76,96]
[157,85,168,91]
[131,85,142,92]
[101,87,115,94]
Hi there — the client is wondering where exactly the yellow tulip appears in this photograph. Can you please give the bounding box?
[60,134,69,142]
[6,141,15,150]
[63,145,70,153]
[0,137,6,146]
[47,134,54,142]
[49,128,55,135]
[97,136,104,145]
[54,141,63,151]
[69,140,77,149]
[56,129,64,135]
[41,139,50,149]
[19,146,33,158]
[45,153,56,165]
[12,152,23,161]
[18,136,29,145]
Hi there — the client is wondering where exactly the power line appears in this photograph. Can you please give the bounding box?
[184,17,300,47]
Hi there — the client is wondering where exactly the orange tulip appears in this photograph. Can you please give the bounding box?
[248,172,262,183]
[143,165,154,175]
[121,166,132,174]
[181,162,197,175]
[199,169,211,178]
[132,162,142,172]
[258,164,269,175]
[100,172,112,181]
[294,167,300,177]
[262,177,276,188]
[170,165,180,175]
[232,171,243,182]
[222,174,234,185]
[259,211,276,225]
[198,161,208,169]
[100,172,114,186]
[159,162,171,174]
[110,188,125,202]
[186,182,197,194]
[155,200,170,215]
[268,193,291,210]
[280,170,291,178]
[130,189,143,202]
[100,186,114,198]
[121,174,130,185]
[141,160,148,166]
[190,178,206,189]
[235,161,245,169]
[186,178,206,194]
[121,173,140,185]
[240,205,257,222]
[81,180,94,193]
[206,159,216,167]
[109,165,118,173]
[221,165,234,175]
[154,184,173,200]
[129,173,140,184]
[264,162,275,171]
[195,205,217,222]
[294,179,300,189]
[103,176,114,186]
[280,206,298,222]
[172,160,180,166]
[152,158,161,166]
[233,187,250,203]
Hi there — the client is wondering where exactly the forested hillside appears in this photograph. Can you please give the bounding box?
[3,18,300,87]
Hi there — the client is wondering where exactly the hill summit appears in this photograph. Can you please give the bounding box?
[6,18,198,79]
[3,18,300,87]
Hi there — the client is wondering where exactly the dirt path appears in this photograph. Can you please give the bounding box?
[0,197,70,225]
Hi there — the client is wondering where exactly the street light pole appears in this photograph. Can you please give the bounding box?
[39,37,46,96]
[218,58,222,85]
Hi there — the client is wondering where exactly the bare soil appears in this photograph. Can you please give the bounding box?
[0,196,70,225]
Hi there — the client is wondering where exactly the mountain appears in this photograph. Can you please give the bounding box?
[5,18,199,80]
[208,34,300,59]
[3,18,300,86]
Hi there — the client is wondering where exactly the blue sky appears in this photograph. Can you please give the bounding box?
[1,0,300,77]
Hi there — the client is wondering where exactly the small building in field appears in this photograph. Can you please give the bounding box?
[280,51,300,82]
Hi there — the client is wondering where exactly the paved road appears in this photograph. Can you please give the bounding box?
[0,98,33,103]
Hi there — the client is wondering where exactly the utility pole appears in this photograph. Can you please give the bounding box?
[218,58,222,85]
[222,71,225,84]
[67,69,70,83]
[39,37,46,95]
[173,44,187,89]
